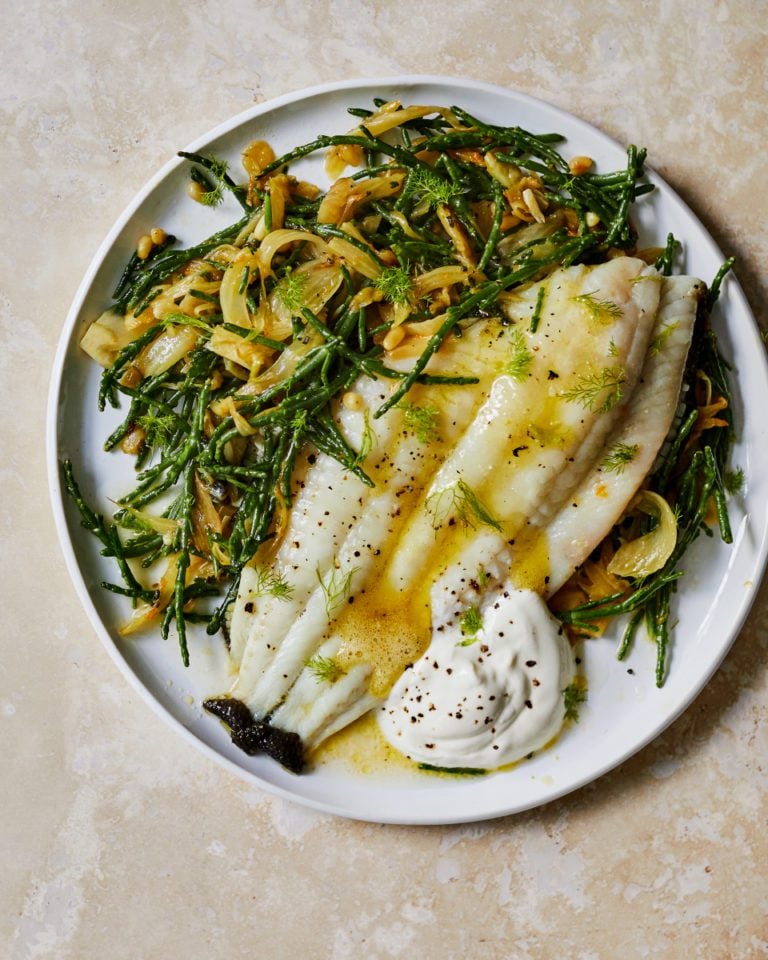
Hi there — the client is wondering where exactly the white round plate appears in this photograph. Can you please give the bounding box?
[48,76,768,824]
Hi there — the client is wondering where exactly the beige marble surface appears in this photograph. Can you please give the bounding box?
[3,1,768,956]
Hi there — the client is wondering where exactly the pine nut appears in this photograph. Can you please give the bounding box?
[569,155,594,176]
[382,326,406,351]
[136,234,153,259]
[188,180,205,202]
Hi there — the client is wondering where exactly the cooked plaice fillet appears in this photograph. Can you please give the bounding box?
[214,258,701,763]
[542,274,703,593]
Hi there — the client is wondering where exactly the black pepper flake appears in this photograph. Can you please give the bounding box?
[525,699,533,709]
[525,660,537,667]
[244,601,254,613]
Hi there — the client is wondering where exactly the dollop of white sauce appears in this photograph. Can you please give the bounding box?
[379,586,575,769]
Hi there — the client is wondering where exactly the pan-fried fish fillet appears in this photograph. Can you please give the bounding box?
[216,257,701,760]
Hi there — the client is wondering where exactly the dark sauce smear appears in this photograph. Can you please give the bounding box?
[203,697,304,774]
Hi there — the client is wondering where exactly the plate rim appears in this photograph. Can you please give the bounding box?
[46,74,768,825]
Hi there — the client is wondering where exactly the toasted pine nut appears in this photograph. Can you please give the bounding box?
[522,188,546,224]
[150,227,167,245]
[136,234,153,259]
[342,391,365,412]
[382,326,406,351]
[188,180,205,202]
[120,425,146,455]
[569,155,594,176]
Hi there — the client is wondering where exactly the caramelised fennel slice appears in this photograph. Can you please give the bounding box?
[211,257,695,767]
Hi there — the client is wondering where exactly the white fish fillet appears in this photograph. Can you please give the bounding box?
[543,274,704,593]
[216,258,701,754]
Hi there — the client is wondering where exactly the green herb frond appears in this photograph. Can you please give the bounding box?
[428,479,502,533]
[136,412,177,449]
[602,442,639,474]
[355,411,376,465]
[457,604,483,645]
[649,321,680,356]
[454,480,502,531]
[724,466,745,495]
[306,654,346,684]
[253,567,295,601]
[198,156,229,207]
[317,562,358,616]
[373,266,412,305]
[399,401,441,444]
[505,328,533,381]
[276,267,309,313]
[561,365,626,413]
[572,290,622,324]
[563,682,587,722]
[410,165,462,208]
[607,338,619,358]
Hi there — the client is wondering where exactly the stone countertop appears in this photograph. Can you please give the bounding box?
[3,2,767,957]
